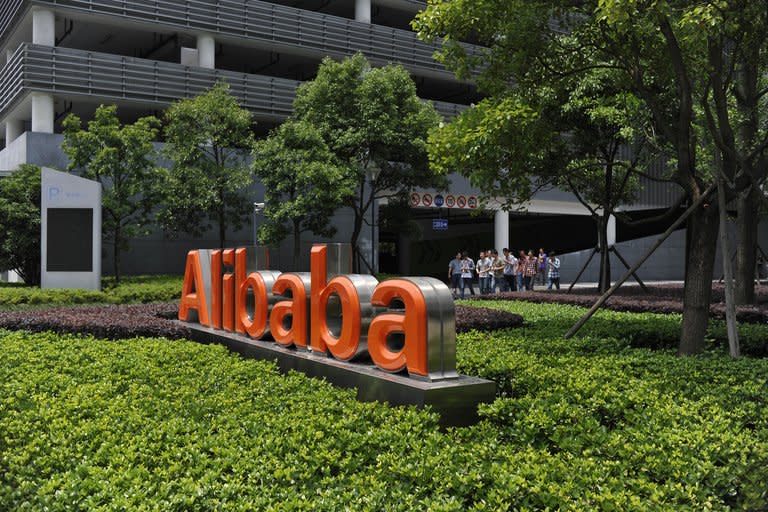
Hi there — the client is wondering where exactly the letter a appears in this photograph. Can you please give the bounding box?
[179,250,210,326]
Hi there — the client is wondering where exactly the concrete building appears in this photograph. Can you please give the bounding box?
[0,0,760,280]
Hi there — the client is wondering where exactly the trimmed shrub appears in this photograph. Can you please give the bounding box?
[0,303,187,340]
[1,329,767,510]
[472,286,768,323]
[0,303,522,341]
[455,305,523,332]
[0,275,182,307]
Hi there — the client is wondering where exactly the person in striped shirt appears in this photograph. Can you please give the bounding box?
[547,251,561,290]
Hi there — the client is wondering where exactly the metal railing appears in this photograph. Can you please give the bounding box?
[0,45,25,119]
[0,44,466,121]
[0,0,482,78]
[0,0,25,47]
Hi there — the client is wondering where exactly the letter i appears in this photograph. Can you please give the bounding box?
[222,249,235,332]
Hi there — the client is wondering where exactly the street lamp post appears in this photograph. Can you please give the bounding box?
[253,202,264,246]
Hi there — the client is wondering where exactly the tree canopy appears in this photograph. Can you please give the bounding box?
[252,120,356,268]
[0,164,41,285]
[160,83,256,248]
[62,105,160,282]
[292,53,443,271]
[415,0,768,354]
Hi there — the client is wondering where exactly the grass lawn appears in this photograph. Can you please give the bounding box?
[0,295,766,510]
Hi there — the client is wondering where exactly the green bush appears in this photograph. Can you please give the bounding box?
[0,275,182,307]
[2,321,767,510]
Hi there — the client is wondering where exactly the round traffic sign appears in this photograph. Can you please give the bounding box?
[445,195,455,208]
[434,194,444,207]
[457,195,466,208]
[422,193,433,207]
[467,196,478,209]
[409,192,420,207]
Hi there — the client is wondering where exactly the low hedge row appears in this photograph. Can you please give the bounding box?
[472,289,768,323]
[467,299,768,357]
[0,275,183,306]
[2,326,766,510]
[0,303,523,340]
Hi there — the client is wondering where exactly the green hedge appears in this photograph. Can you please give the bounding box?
[0,275,182,307]
[2,313,767,510]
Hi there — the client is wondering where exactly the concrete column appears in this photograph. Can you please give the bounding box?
[494,209,509,252]
[197,34,215,69]
[355,0,372,23]
[31,93,54,133]
[6,119,24,144]
[32,8,56,46]
[607,214,617,248]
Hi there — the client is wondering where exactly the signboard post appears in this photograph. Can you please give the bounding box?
[40,168,102,290]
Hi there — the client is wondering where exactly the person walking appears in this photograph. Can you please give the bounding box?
[448,252,463,298]
[537,248,547,286]
[517,250,526,291]
[503,248,517,292]
[547,251,561,290]
[523,250,537,291]
[491,250,506,292]
[476,251,490,294]
[459,251,476,299]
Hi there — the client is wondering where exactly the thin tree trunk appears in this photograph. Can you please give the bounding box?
[735,185,759,304]
[597,214,611,293]
[218,203,227,249]
[293,219,301,272]
[717,174,740,357]
[679,203,719,356]
[113,227,121,284]
[350,213,363,273]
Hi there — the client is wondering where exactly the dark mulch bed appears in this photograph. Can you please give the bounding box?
[0,302,523,340]
[470,283,768,323]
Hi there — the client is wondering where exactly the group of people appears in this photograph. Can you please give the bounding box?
[447,248,561,299]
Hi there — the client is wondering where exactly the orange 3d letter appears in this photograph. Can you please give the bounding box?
[179,250,210,326]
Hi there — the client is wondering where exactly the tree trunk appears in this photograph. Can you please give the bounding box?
[218,207,226,249]
[350,209,364,273]
[113,227,121,284]
[679,203,719,355]
[293,220,301,272]
[717,175,740,357]
[735,185,760,304]
[597,215,611,293]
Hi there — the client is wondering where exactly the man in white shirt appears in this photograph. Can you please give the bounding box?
[503,248,517,292]
[459,251,475,299]
[476,251,490,294]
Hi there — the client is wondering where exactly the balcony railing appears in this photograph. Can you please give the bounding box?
[0,0,481,79]
[0,44,466,122]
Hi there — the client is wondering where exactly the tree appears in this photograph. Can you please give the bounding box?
[0,164,41,285]
[292,54,443,272]
[252,120,356,268]
[160,83,256,248]
[62,105,160,283]
[415,0,760,354]
[428,63,648,293]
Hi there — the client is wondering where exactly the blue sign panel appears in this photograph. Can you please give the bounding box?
[432,218,449,231]
[434,194,444,207]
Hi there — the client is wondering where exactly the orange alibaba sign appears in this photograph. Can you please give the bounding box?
[179,244,458,381]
